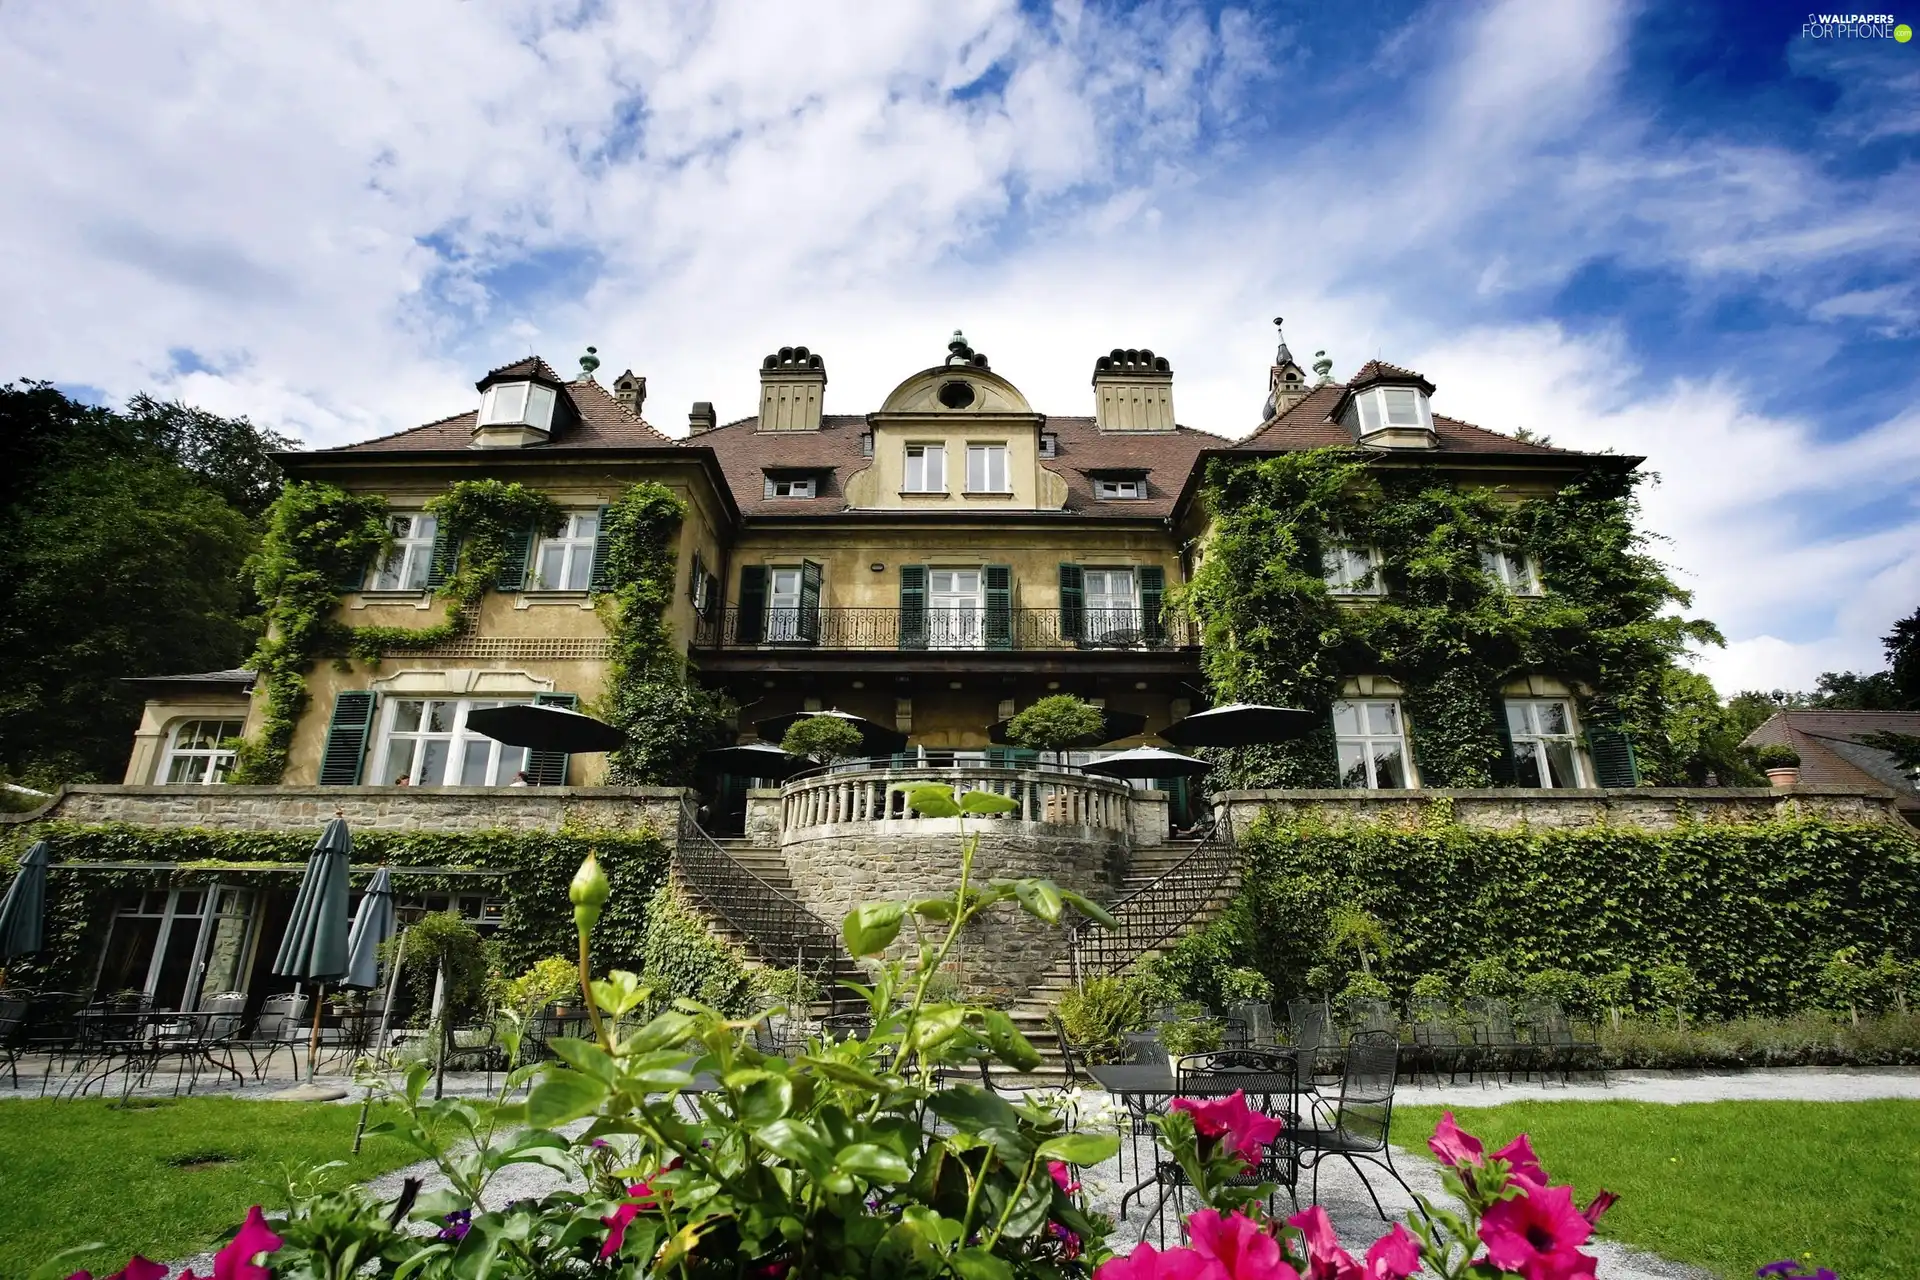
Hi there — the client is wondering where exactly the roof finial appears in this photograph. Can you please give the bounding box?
[578,345,601,379]
[1312,349,1333,385]
[948,329,969,356]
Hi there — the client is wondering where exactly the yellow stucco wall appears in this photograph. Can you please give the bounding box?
[124,695,255,784]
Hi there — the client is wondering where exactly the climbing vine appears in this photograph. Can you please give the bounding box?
[229,479,563,783]
[593,482,735,785]
[1174,449,1721,787]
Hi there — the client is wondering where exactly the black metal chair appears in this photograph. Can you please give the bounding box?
[1122,1031,1168,1065]
[1462,997,1531,1083]
[23,991,86,1093]
[1133,1049,1301,1243]
[1408,998,1468,1085]
[0,994,30,1087]
[1519,1000,1604,1084]
[1286,1030,1423,1223]
[231,993,307,1081]
[1226,1000,1276,1048]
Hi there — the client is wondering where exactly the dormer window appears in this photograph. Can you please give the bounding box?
[1094,477,1145,500]
[478,380,557,432]
[1353,386,1431,435]
[1039,432,1058,459]
[764,474,817,500]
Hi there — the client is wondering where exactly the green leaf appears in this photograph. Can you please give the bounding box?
[525,1070,608,1126]
[908,896,956,922]
[907,1007,966,1053]
[755,1117,835,1174]
[836,1142,913,1183]
[844,901,906,956]
[981,1010,1042,1072]
[951,1247,1015,1280]
[959,788,1020,815]
[1012,879,1065,925]
[1060,889,1119,929]
[896,783,961,817]
[547,1036,617,1084]
[1036,1132,1119,1164]
[736,1074,796,1126]
[622,1011,698,1054]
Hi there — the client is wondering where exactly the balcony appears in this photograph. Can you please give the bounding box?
[779,758,1135,837]
[694,606,1198,652]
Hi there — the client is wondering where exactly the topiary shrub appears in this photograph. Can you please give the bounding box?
[1005,694,1105,762]
[395,911,492,1027]
[781,715,867,764]
[1753,742,1801,770]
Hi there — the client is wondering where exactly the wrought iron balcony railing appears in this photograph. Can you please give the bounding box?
[694,606,1198,651]
[1068,824,1238,983]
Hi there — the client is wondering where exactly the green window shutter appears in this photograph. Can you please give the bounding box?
[798,560,823,644]
[587,506,613,592]
[1139,564,1166,644]
[335,551,370,593]
[523,693,579,786]
[495,528,534,593]
[1489,698,1518,787]
[899,565,928,650]
[1586,723,1640,789]
[423,525,460,590]
[318,692,377,786]
[736,565,768,644]
[689,551,705,602]
[985,564,1013,650]
[1058,563,1085,645]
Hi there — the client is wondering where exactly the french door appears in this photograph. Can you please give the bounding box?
[95,884,261,1010]
[929,569,984,649]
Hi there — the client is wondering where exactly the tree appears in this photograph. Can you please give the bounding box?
[780,716,866,763]
[1805,604,1920,711]
[0,381,288,785]
[1005,694,1105,763]
[1661,667,1762,784]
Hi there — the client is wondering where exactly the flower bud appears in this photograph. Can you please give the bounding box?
[570,852,610,933]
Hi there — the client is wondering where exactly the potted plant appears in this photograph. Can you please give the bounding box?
[1754,742,1801,787]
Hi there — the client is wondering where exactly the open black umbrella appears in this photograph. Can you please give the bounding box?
[343,866,395,991]
[274,816,354,1083]
[0,840,50,960]
[1082,746,1213,780]
[700,742,814,780]
[467,703,626,754]
[1160,703,1318,748]
[987,709,1148,750]
[753,709,908,756]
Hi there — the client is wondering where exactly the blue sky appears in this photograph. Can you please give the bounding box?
[1,0,1915,693]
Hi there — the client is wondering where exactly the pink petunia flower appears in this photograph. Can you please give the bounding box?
[1580,1189,1617,1226]
[214,1206,284,1280]
[1360,1224,1421,1280]
[1094,1239,1230,1280]
[1286,1206,1360,1280]
[1188,1209,1298,1280]
[1479,1183,1599,1280]
[1494,1135,1547,1188]
[1170,1091,1286,1167]
[1427,1111,1485,1170]
[1049,1159,1083,1196]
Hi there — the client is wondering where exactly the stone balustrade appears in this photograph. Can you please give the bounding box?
[779,762,1133,837]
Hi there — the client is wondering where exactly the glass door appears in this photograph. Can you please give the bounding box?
[192,885,259,1008]
[767,568,804,642]
[929,569,984,648]
[1083,569,1137,645]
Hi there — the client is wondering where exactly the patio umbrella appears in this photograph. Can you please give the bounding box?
[1159,703,1318,748]
[700,742,814,780]
[986,709,1148,750]
[0,840,51,960]
[1081,746,1214,780]
[753,709,908,756]
[343,866,395,990]
[273,815,354,1083]
[466,703,626,754]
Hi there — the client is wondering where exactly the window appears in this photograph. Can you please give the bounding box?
[860,432,874,457]
[1333,700,1412,789]
[767,566,805,642]
[1094,477,1145,499]
[1083,568,1137,639]
[1353,386,1432,435]
[376,698,531,787]
[532,511,599,591]
[368,513,437,591]
[1480,546,1542,595]
[966,444,1009,493]
[905,444,946,493]
[1039,432,1058,459]
[478,380,557,431]
[764,475,816,499]
[1322,543,1385,595]
[929,568,984,648]
[1505,698,1584,788]
[162,719,243,785]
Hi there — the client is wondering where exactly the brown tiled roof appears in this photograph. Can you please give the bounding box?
[479,355,564,384]
[323,374,676,454]
[697,413,1228,518]
[1347,358,1429,386]
[1232,382,1582,457]
[1743,710,1920,814]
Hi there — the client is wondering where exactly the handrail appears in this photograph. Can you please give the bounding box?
[695,606,1199,651]
[780,762,1133,833]
[672,796,855,1011]
[784,754,1101,785]
[1068,824,1238,984]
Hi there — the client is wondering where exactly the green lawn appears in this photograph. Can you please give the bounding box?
[1396,1100,1920,1280]
[0,1097,428,1276]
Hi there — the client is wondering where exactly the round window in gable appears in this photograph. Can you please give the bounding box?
[937,380,976,409]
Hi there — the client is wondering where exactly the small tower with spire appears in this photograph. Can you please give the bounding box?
[1261,317,1310,421]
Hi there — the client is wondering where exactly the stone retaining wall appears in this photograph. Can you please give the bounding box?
[2,784,689,835]
[1215,785,1909,835]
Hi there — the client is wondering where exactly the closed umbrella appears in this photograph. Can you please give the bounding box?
[466,703,626,754]
[700,742,814,780]
[343,866,395,990]
[274,816,354,1084]
[987,709,1148,750]
[0,840,50,961]
[1160,703,1317,748]
[1082,746,1214,780]
[753,709,908,756]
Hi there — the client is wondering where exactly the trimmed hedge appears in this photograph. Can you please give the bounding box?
[1194,808,1920,1020]
[5,822,672,994]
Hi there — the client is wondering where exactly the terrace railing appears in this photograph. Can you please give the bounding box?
[780,759,1134,836]
[694,606,1198,651]
[1068,824,1238,984]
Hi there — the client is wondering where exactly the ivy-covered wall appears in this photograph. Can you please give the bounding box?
[6,822,672,994]
[1174,808,1920,1020]
[1176,449,1721,789]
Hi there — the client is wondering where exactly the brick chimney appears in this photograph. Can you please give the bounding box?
[758,345,826,431]
[1092,348,1175,431]
[612,368,646,416]
[688,401,717,435]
